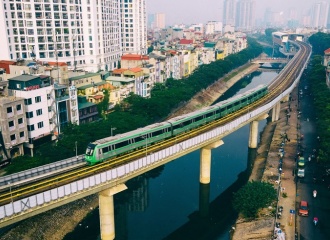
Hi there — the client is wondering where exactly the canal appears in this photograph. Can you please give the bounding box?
[64,71,279,240]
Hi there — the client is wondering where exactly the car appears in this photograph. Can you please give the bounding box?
[298,157,305,167]
[297,168,305,178]
[298,200,309,216]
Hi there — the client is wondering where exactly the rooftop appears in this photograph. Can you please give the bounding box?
[69,73,101,81]
[106,76,135,83]
[8,74,39,82]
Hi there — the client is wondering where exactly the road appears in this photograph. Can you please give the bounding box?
[297,73,330,240]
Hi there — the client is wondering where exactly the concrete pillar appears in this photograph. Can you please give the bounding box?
[99,184,127,240]
[249,121,258,148]
[200,140,223,184]
[272,102,281,122]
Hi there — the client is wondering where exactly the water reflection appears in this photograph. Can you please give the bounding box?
[63,71,277,240]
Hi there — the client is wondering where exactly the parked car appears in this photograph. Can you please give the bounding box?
[298,200,309,216]
[297,168,305,178]
[298,157,305,167]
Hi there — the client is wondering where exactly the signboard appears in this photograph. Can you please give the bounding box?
[290,209,295,214]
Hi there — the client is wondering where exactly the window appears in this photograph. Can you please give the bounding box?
[48,106,52,112]
[26,111,33,118]
[8,120,14,128]
[47,94,50,100]
[10,134,16,141]
[16,104,22,111]
[24,98,32,105]
[7,107,13,113]
[35,96,41,103]
[27,124,35,131]
[18,118,23,124]
[19,131,25,138]
[36,109,42,116]
[37,121,44,129]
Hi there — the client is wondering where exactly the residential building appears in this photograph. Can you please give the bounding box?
[205,21,223,35]
[311,1,329,29]
[7,74,56,156]
[121,0,147,55]
[223,0,237,26]
[120,54,149,69]
[0,97,28,160]
[0,0,122,72]
[77,96,99,124]
[154,13,165,29]
[324,48,330,87]
[236,0,256,31]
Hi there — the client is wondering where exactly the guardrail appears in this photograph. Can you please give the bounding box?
[0,155,85,188]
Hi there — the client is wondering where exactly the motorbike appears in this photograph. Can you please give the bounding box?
[313,190,317,198]
[313,217,318,226]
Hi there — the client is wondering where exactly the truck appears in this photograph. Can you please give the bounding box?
[297,168,305,178]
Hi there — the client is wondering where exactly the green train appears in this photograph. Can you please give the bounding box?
[85,85,268,165]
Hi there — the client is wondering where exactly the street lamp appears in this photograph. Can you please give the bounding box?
[110,126,117,137]
[75,141,78,159]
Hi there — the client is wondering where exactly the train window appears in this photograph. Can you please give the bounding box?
[195,115,203,121]
[153,129,167,136]
[135,136,144,142]
[173,124,182,130]
[181,119,193,127]
[115,140,129,149]
[86,147,93,156]
[205,111,215,118]
[102,146,110,153]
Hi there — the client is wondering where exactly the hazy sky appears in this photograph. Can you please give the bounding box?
[147,0,315,25]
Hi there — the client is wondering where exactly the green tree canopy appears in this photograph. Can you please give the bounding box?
[233,181,277,218]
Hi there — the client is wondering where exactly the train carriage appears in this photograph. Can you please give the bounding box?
[85,122,172,165]
[85,85,268,165]
[215,85,267,116]
[167,105,221,136]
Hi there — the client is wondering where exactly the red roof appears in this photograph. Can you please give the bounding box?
[121,54,149,61]
[127,67,142,73]
[0,60,16,74]
[324,48,330,54]
[179,39,193,45]
[93,95,103,100]
[47,61,67,66]
[113,68,127,74]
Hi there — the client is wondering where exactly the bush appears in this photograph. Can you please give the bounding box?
[233,181,277,219]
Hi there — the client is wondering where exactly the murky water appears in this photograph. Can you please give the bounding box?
[63,71,279,240]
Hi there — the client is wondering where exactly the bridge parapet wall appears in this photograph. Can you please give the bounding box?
[0,47,311,227]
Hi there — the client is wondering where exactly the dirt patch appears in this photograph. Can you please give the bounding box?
[1,195,99,240]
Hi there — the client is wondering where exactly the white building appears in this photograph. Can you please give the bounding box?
[236,0,256,31]
[311,1,329,29]
[205,21,223,35]
[0,0,122,73]
[154,13,165,29]
[223,0,237,26]
[121,0,147,55]
[7,75,56,156]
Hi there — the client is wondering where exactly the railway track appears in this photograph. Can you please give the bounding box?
[0,41,311,206]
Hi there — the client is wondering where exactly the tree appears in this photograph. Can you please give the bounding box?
[97,89,110,119]
[233,181,277,218]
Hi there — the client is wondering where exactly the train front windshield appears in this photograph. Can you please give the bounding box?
[86,143,96,156]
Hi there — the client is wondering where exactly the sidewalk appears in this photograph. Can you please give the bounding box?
[267,87,299,240]
[232,86,300,240]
